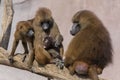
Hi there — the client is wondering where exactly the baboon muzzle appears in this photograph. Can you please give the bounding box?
[70,23,80,36]
[42,23,49,31]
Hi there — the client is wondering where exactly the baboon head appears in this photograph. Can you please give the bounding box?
[17,21,34,38]
[70,10,98,36]
[43,36,53,49]
[35,7,54,32]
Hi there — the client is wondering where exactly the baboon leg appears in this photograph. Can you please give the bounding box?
[69,65,75,75]
[27,41,35,68]
[9,39,19,63]
[97,67,103,75]
[22,41,29,62]
[22,41,29,54]
[10,39,19,56]
[88,65,99,80]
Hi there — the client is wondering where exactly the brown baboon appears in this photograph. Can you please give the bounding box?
[43,34,63,59]
[29,7,64,68]
[64,10,112,80]
[9,20,34,64]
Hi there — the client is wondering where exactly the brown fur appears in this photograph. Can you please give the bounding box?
[64,10,112,80]
[27,18,34,25]
[33,7,64,65]
[9,20,34,64]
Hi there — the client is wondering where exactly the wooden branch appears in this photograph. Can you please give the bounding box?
[0,47,106,80]
[0,0,14,49]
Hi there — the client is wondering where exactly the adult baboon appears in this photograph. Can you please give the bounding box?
[29,7,64,68]
[64,10,112,80]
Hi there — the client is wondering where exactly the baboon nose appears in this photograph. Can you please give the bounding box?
[70,30,75,36]
[42,23,49,30]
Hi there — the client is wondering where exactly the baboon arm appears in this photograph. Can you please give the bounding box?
[10,39,19,56]
[60,46,64,57]
[68,65,75,75]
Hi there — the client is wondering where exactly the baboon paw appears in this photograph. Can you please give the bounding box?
[8,56,15,63]
[58,63,64,69]
[55,59,64,69]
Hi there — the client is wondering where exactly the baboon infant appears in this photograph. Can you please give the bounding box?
[43,34,63,61]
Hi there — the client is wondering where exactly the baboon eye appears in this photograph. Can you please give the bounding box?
[41,21,44,26]
[41,21,49,25]
[49,21,54,27]
[19,26,23,29]
[45,20,51,24]
[73,21,79,23]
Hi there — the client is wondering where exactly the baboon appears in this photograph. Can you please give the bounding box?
[9,20,34,63]
[28,7,64,68]
[64,10,112,80]
[43,34,63,59]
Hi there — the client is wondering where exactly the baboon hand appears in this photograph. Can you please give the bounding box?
[8,55,15,63]
[55,58,64,69]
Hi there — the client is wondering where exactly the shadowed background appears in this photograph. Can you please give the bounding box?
[0,0,120,80]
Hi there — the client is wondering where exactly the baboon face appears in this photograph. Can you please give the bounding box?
[70,22,81,36]
[70,12,81,36]
[40,19,53,32]
[35,8,54,32]
[26,28,34,38]
[43,36,53,49]
[17,21,34,37]
[70,10,99,36]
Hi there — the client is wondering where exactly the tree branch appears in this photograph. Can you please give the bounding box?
[0,47,106,80]
[0,0,14,49]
